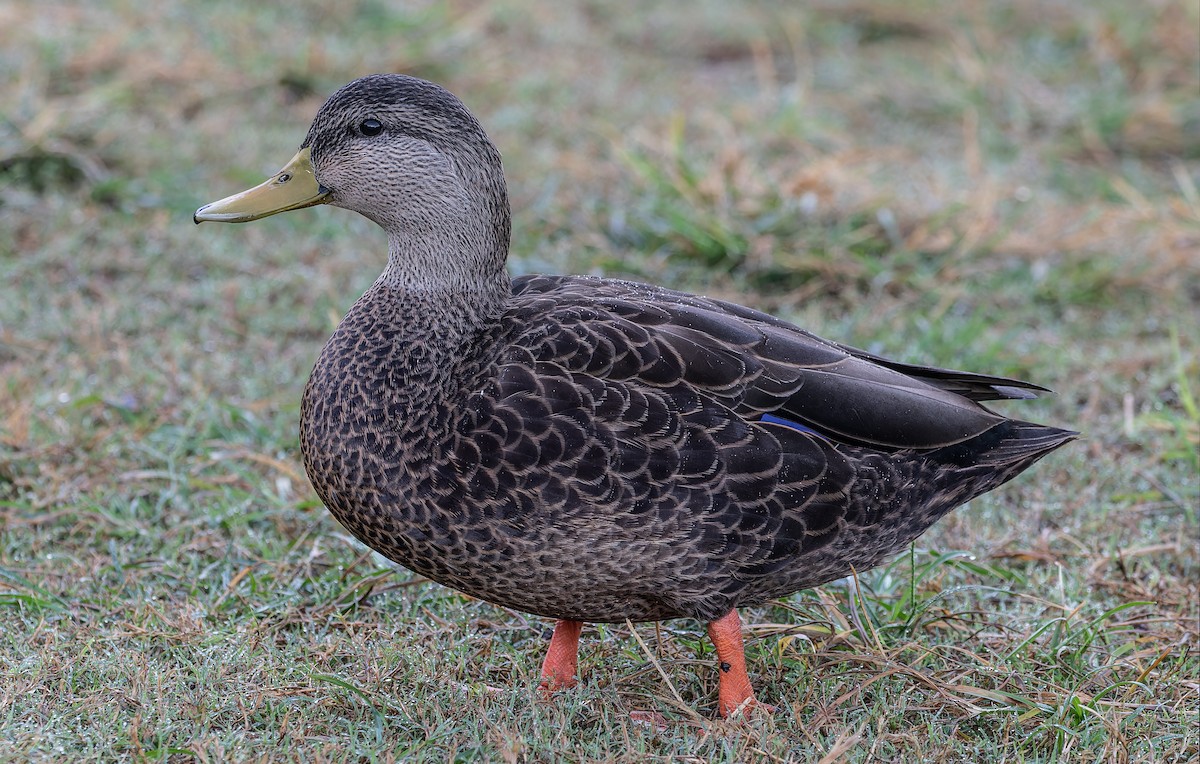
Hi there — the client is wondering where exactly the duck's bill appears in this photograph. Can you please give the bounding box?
[194,147,331,223]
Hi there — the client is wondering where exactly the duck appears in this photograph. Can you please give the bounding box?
[195,74,1075,719]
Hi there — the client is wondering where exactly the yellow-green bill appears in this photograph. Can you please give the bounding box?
[194,147,330,223]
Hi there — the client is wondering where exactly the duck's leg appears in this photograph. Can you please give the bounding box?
[706,609,768,718]
[538,619,583,693]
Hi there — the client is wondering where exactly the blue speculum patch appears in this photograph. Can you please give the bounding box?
[759,412,827,439]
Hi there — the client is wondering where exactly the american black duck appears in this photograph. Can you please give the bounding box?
[195,74,1075,718]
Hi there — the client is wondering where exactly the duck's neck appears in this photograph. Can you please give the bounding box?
[372,231,512,366]
[376,229,510,300]
[303,232,511,447]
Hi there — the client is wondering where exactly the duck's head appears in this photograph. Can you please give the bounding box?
[196,75,511,282]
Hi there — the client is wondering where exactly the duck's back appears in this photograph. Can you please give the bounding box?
[300,274,1074,624]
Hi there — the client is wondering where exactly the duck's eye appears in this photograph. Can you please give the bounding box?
[359,119,383,136]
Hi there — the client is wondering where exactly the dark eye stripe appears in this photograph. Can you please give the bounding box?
[360,119,383,136]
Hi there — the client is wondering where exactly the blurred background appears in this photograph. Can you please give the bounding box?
[1,1,1196,760]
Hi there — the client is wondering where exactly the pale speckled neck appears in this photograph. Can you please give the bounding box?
[379,228,507,289]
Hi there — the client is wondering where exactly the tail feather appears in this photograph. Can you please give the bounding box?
[974,421,1078,468]
[932,420,1078,470]
[914,420,1078,529]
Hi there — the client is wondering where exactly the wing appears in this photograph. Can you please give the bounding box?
[507,274,1042,450]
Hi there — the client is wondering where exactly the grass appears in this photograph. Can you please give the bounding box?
[1,0,1197,761]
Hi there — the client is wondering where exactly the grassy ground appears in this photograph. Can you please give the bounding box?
[1,0,1197,761]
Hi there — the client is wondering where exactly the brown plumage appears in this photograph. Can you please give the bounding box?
[196,74,1075,718]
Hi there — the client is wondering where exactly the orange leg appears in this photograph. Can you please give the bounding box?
[706,609,769,718]
[538,619,583,694]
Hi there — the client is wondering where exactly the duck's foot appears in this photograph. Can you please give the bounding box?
[537,614,773,720]
[537,619,583,697]
[720,696,777,719]
[706,609,774,719]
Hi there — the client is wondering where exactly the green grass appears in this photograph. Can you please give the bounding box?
[1,0,1197,761]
